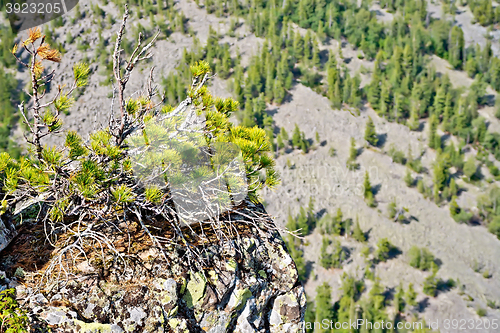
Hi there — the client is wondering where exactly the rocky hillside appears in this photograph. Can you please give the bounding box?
[2,0,500,331]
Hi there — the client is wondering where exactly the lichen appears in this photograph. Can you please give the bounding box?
[182,271,206,308]
[226,259,237,271]
[228,288,252,312]
[73,319,113,333]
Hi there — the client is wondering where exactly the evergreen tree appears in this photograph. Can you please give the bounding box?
[320,236,333,268]
[280,127,289,143]
[273,76,286,104]
[394,283,405,313]
[304,302,316,333]
[342,75,351,104]
[388,197,397,219]
[304,30,312,62]
[317,20,326,42]
[449,177,457,197]
[363,171,372,199]
[293,31,304,59]
[405,168,413,187]
[349,137,358,161]
[364,116,378,146]
[364,171,376,207]
[347,137,359,170]
[433,183,441,204]
[433,156,450,191]
[428,115,439,149]
[423,272,438,297]
[332,79,342,109]
[353,218,366,242]
[286,211,298,233]
[449,26,464,69]
[464,157,477,181]
[375,238,395,262]
[442,93,453,132]
[315,283,334,332]
[297,206,309,235]
[348,76,361,107]
[417,179,425,194]
[233,69,244,105]
[379,82,390,118]
[433,86,446,116]
[300,133,309,153]
[369,52,383,109]
[265,70,274,102]
[335,208,344,235]
[277,134,284,150]
[406,283,417,307]
[292,124,302,148]
[408,102,420,130]
[473,117,487,144]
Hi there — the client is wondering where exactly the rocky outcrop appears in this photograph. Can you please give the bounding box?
[0,202,306,332]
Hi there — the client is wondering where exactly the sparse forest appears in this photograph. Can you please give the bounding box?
[1,0,500,331]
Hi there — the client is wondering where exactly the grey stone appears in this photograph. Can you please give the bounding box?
[0,216,17,254]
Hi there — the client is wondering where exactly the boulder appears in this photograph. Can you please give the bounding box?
[0,215,17,253]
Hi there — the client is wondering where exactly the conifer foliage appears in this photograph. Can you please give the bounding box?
[364,116,378,146]
[1,8,280,284]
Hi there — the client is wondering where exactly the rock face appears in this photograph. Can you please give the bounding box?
[0,215,16,253]
[0,202,306,332]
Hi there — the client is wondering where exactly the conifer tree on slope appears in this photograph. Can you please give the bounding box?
[364,116,378,146]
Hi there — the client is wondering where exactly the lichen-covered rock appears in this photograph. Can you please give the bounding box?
[1,202,306,332]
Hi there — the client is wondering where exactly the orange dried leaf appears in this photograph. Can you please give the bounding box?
[37,43,50,55]
[45,49,62,62]
[37,44,61,62]
[24,27,42,45]
[11,43,18,54]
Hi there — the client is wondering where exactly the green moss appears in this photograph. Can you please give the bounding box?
[258,270,267,278]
